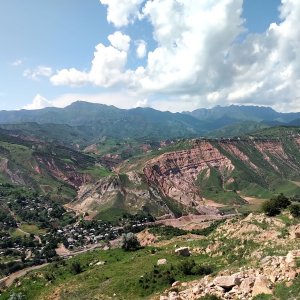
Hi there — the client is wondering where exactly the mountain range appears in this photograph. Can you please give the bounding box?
[0,102,300,148]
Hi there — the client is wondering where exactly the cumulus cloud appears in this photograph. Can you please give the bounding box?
[108,31,131,51]
[50,31,131,87]
[23,66,53,80]
[49,0,300,112]
[99,0,144,27]
[23,94,53,110]
[135,40,147,58]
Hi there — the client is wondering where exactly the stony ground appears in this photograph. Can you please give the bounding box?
[157,213,300,300]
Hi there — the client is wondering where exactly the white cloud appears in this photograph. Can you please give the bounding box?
[11,59,22,67]
[136,40,147,58]
[108,31,131,51]
[49,0,300,112]
[23,66,53,80]
[23,94,53,110]
[135,98,149,107]
[51,32,131,87]
[99,0,144,27]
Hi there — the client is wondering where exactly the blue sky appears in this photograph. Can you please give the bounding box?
[2,0,299,112]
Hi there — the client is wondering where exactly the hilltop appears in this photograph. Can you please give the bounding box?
[0,129,110,201]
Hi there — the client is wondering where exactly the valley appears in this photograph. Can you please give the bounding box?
[0,104,300,299]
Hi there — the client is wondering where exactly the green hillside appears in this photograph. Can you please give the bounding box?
[0,130,109,201]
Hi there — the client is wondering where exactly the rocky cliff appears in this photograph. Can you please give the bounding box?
[142,134,300,210]
[143,141,235,207]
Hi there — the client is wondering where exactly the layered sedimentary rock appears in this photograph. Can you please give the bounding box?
[143,141,235,207]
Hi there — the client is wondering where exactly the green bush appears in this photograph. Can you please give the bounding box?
[139,260,213,294]
[290,204,300,218]
[272,193,291,209]
[70,262,82,274]
[261,200,281,216]
[121,232,140,251]
[177,259,213,276]
[261,194,291,216]
[8,293,26,300]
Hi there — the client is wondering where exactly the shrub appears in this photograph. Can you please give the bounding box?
[121,232,140,251]
[70,262,82,274]
[139,260,213,295]
[261,200,281,216]
[272,193,291,209]
[262,193,291,216]
[8,293,26,300]
[290,204,300,218]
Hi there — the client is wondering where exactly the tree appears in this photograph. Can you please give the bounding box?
[121,232,140,251]
[290,204,300,218]
[272,193,291,209]
[262,194,291,217]
[261,199,281,216]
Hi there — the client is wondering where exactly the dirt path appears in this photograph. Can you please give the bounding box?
[154,213,236,230]
[1,263,49,288]
[291,181,300,187]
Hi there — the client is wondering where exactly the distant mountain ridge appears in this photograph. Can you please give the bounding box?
[0,102,299,143]
[185,104,300,123]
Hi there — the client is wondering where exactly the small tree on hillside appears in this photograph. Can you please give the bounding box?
[121,232,140,251]
[290,204,300,218]
[272,193,291,209]
[262,199,281,216]
[262,193,291,217]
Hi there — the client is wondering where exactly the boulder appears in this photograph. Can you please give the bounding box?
[175,247,190,257]
[240,277,255,293]
[157,258,168,266]
[172,281,181,287]
[252,275,272,297]
[213,275,241,289]
[286,251,297,267]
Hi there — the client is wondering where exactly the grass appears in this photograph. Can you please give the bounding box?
[19,224,47,236]
[274,277,300,299]
[83,166,112,178]
[0,246,222,300]
[9,228,28,238]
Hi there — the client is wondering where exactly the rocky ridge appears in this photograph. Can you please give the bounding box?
[160,250,300,299]
[158,213,300,300]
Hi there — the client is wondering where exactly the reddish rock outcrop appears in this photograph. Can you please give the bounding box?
[143,141,234,209]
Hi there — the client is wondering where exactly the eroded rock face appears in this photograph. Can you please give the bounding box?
[35,155,89,188]
[143,141,235,208]
[70,174,173,218]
